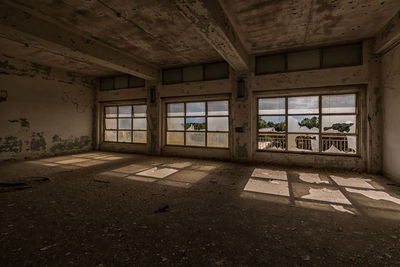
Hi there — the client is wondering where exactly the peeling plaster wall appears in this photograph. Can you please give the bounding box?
[0,56,94,161]
[382,45,400,182]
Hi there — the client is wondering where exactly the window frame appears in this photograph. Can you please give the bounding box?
[256,92,360,156]
[102,103,148,144]
[165,99,230,149]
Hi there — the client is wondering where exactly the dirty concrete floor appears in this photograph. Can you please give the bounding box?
[1,152,400,266]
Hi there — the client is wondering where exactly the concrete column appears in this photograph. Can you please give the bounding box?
[364,40,383,174]
[146,79,162,155]
[231,70,252,161]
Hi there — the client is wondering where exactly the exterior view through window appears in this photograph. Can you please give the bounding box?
[104,104,147,143]
[258,93,357,154]
[166,100,229,148]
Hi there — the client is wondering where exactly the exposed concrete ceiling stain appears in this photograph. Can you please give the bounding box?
[219,0,400,53]
[1,0,399,75]
[8,0,222,68]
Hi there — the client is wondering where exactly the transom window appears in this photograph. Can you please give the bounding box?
[257,93,358,155]
[166,100,229,148]
[104,104,147,143]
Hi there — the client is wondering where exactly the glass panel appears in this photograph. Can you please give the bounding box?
[288,134,319,152]
[133,105,147,117]
[105,119,117,129]
[186,132,205,146]
[256,54,286,74]
[185,117,206,131]
[208,101,228,116]
[322,115,356,133]
[322,135,357,154]
[133,118,147,130]
[167,118,185,131]
[133,131,147,143]
[207,132,229,148]
[163,68,182,84]
[208,117,228,131]
[288,115,319,133]
[322,44,361,67]
[258,98,285,115]
[258,134,286,151]
[167,132,184,145]
[100,78,113,90]
[287,49,320,71]
[118,118,131,130]
[258,116,286,133]
[105,106,117,117]
[104,130,117,142]
[118,106,132,117]
[183,65,203,82]
[288,96,319,114]
[129,75,145,88]
[204,62,228,80]
[186,102,205,116]
[118,131,131,142]
[114,75,129,89]
[322,94,356,114]
[167,103,184,117]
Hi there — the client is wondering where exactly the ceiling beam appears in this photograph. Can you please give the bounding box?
[0,2,159,80]
[375,11,400,55]
[172,0,250,72]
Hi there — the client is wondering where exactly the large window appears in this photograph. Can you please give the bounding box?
[166,100,229,148]
[104,104,147,143]
[257,93,358,155]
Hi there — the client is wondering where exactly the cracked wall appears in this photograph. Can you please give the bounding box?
[0,55,95,161]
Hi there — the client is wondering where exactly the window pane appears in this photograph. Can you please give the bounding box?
[167,132,184,145]
[322,43,361,67]
[133,118,147,130]
[167,103,184,117]
[322,115,356,133]
[133,105,146,117]
[186,132,205,146]
[208,117,228,131]
[288,134,319,152]
[259,98,285,115]
[100,78,113,90]
[118,118,131,130]
[204,62,228,80]
[118,131,131,142]
[208,101,228,116]
[322,94,356,113]
[105,106,117,117]
[167,118,184,131]
[183,65,203,82]
[256,54,286,74]
[105,119,117,129]
[207,133,229,148]
[186,102,205,116]
[258,134,286,151]
[288,96,319,114]
[133,131,147,143]
[287,49,320,71]
[163,68,182,84]
[322,135,357,154]
[258,116,286,133]
[104,130,117,142]
[118,106,132,117]
[114,75,129,89]
[288,115,319,133]
[186,117,206,131]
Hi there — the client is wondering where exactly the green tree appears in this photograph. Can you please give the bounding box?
[298,116,319,129]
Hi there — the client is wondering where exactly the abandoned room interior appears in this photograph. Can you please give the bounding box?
[1,0,400,265]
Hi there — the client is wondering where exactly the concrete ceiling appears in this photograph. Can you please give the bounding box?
[1,0,399,77]
[220,0,400,54]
